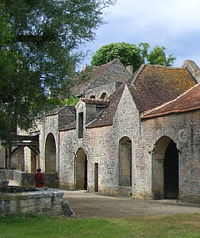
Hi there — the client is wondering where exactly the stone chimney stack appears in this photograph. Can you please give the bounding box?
[183,60,200,84]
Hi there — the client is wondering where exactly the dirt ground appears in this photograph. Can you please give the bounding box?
[63,190,200,219]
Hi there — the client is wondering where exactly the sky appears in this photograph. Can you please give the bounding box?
[80,0,200,69]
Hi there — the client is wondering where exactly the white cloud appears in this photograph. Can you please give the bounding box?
[80,0,200,68]
[106,0,200,36]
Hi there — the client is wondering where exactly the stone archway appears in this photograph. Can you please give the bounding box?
[75,148,88,190]
[119,137,132,186]
[45,133,56,172]
[152,136,179,199]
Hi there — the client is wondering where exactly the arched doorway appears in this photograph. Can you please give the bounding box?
[75,148,88,190]
[45,133,56,172]
[119,137,132,186]
[152,136,179,199]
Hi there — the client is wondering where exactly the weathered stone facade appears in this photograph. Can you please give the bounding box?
[3,59,200,205]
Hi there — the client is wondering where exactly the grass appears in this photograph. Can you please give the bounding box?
[1,214,200,238]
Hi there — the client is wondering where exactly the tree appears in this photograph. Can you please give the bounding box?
[147,46,176,66]
[139,43,176,66]
[0,1,116,144]
[0,4,47,144]
[3,0,116,88]
[91,42,143,72]
[91,42,176,71]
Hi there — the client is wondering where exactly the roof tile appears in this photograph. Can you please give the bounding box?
[142,84,200,119]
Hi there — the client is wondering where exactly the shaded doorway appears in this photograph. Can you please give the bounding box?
[164,140,179,199]
[75,148,88,190]
[45,133,56,172]
[152,136,179,199]
[119,137,132,186]
[94,163,99,192]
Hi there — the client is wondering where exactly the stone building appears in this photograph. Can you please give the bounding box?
[2,59,200,204]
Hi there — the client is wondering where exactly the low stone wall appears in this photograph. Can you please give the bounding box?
[0,170,14,180]
[0,170,59,188]
[0,186,75,217]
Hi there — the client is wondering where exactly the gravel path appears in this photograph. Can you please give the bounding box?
[63,190,200,218]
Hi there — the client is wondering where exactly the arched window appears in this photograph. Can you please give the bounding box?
[100,93,108,99]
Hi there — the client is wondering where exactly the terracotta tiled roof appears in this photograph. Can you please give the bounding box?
[45,105,67,116]
[86,64,197,128]
[86,83,125,128]
[89,61,113,79]
[60,121,76,131]
[70,81,91,97]
[141,84,200,119]
[129,64,197,112]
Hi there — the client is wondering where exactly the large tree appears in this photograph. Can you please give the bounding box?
[91,42,143,72]
[91,42,176,71]
[0,0,116,144]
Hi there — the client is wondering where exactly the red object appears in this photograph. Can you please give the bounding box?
[35,171,44,187]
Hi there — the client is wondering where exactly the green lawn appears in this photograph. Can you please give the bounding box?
[1,214,200,238]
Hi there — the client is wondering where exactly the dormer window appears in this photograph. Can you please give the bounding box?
[78,112,84,138]
[100,92,107,99]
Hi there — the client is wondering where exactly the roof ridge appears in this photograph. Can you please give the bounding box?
[131,64,146,84]
[146,64,183,69]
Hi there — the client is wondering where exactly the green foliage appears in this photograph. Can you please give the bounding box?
[139,42,176,66]
[91,42,176,72]
[91,42,143,72]
[147,46,176,66]
[48,96,79,106]
[138,42,150,64]
[0,0,116,144]
[2,0,116,87]
[0,4,46,144]
[1,214,200,238]
[61,96,80,106]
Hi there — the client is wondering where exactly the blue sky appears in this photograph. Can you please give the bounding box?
[80,0,200,69]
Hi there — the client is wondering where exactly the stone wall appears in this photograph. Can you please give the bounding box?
[0,170,59,188]
[0,187,65,216]
[43,81,200,204]
[140,110,200,204]
[89,59,132,89]
[0,170,14,180]
[85,82,122,99]
[40,114,59,172]
[59,129,76,190]
[59,85,141,197]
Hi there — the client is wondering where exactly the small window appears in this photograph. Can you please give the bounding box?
[78,112,83,138]
[90,95,95,99]
[100,93,107,99]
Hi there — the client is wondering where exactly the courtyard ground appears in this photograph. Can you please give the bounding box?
[63,190,200,218]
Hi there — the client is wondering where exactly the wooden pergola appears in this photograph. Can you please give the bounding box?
[4,135,39,169]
